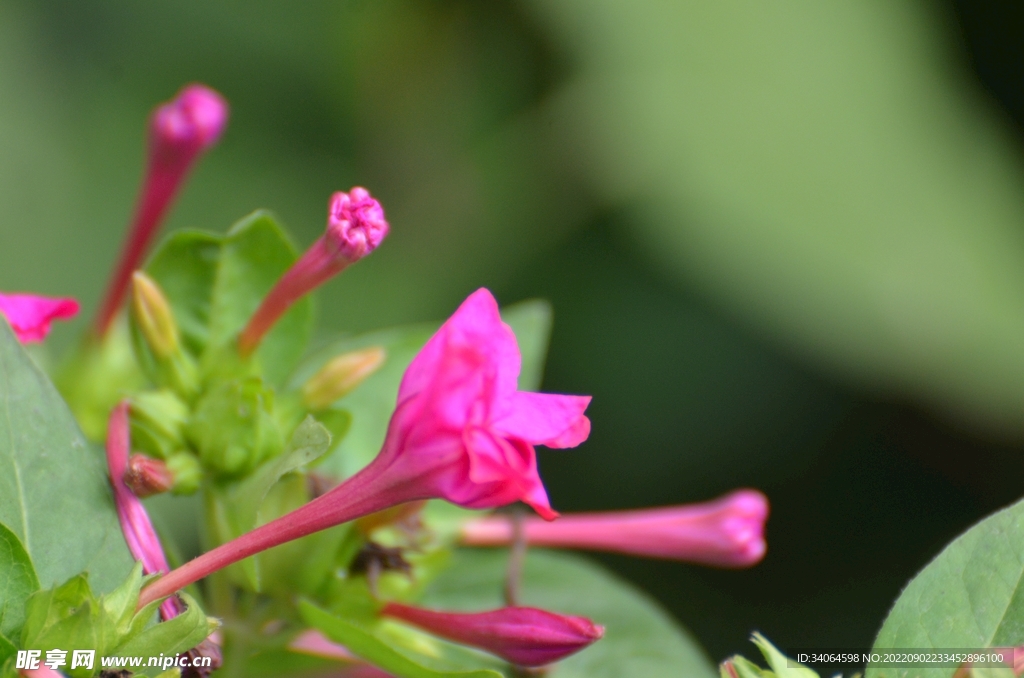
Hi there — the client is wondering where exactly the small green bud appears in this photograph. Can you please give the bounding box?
[166,451,202,495]
[131,271,178,358]
[129,271,199,397]
[185,377,285,478]
[129,390,189,459]
[302,346,386,409]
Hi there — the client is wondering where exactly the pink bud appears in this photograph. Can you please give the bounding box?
[95,84,228,336]
[0,292,79,343]
[106,401,182,621]
[124,454,174,497]
[19,666,66,678]
[381,602,604,667]
[138,289,590,610]
[460,490,769,568]
[238,188,389,355]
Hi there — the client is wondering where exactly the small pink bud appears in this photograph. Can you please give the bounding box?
[95,84,228,336]
[137,289,589,610]
[124,454,174,497]
[460,490,769,568]
[238,188,388,356]
[106,401,182,621]
[0,292,79,343]
[381,602,604,667]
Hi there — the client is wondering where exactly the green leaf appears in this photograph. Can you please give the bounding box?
[207,210,313,385]
[0,521,39,641]
[0,319,134,594]
[216,417,332,589]
[299,600,503,678]
[420,549,717,678]
[867,497,1024,678]
[291,300,554,478]
[0,632,14,668]
[113,593,217,664]
[146,229,224,356]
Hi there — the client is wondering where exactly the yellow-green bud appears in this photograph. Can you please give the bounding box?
[131,271,178,358]
[302,346,386,410]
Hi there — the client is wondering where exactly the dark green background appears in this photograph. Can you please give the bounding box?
[2,0,1024,664]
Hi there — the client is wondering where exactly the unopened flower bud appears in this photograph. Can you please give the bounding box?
[238,188,389,356]
[129,272,198,397]
[129,389,189,459]
[131,272,178,358]
[460,489,769,568]
[0,292,78,344]
[95,84,228,336]
[381,602,604,667]
[166,451,203,495]
[303,346,386,409]
[125,454,174,497]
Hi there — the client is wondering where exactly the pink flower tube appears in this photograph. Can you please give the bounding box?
[238,188,389,355]
[381,602,603,667]
[105,401,182,620]
[460,490,769,568]
[95,84,228,336]
[138,288,591,609]
[0,293,79,343]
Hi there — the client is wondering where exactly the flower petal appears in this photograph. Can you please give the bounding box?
[492,392,592,449]
[0,293,79,343]
[398,289,520,403]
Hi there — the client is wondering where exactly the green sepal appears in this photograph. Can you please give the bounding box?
[129,390,190,460]
[298,600,503,678]
[205,418,332,592]
[112,593,218,663]
[186,376,285,477]
[721,634,819,678]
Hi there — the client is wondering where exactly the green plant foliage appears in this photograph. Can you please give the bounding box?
[0,319,134,594]
[868,498,1024,678]
[721,633,829,678]
[420,549,716,678]
[0,522,38,644]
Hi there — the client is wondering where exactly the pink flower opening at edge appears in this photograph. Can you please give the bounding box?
[138,288,590,609]
[95,83,228,336]
[106,401,182,621]
[0,293,79,344]
[381,602,604,667]
[460,489,769,568]
[237,187,389,356]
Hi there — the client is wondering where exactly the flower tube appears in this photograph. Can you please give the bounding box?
[381,602,603,667]
[238,188,389,355]
[0,293,79,343]
[460,490,769,568]
[95,84,228,335]
[138,289,591,609]
[106,401,182,620]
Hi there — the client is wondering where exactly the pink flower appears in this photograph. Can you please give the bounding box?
[0,293,79,343]
[460,490,769,568]
[105,401,182,621]
[381,602,603,667]
[238,188,389,355]
[137,289,590,609]
[95,84,228,336]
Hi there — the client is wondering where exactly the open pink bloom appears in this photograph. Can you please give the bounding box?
[95,84,228,335]
[106,401,182,621]
[138,288,590,609]
[460,490,769,568]
[0,293,78,343]
[382,602,603,667]
[238,188,389,355]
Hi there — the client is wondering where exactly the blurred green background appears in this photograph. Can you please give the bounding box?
[3,0,1024,664]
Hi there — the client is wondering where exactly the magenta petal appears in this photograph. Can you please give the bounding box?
[399,289,520,402]
[0,293,79,344]
[492,392,592,449]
